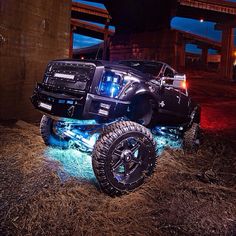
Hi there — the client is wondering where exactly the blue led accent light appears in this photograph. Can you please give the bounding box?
[113,76,119,83]
[106,76,112,82]
[66,100,74,105]
[58,99,65,104]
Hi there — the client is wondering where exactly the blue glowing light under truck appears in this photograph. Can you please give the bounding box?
[45,119,182,182]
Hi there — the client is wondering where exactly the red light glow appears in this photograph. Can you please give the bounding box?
[182,80,187,89]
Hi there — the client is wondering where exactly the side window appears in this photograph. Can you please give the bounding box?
[164,67,174,78]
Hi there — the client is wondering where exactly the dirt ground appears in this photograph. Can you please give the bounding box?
[0,74,236,236]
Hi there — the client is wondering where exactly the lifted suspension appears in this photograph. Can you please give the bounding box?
[53,118,183,153]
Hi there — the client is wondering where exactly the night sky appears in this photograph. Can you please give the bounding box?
[73,0,236,54]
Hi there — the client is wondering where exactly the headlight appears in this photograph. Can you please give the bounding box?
[98,71,124,98]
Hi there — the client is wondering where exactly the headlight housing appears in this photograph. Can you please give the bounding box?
[98,70,124,98]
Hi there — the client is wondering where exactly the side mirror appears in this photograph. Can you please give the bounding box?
[161,73,187,91]
[173,74,187,90]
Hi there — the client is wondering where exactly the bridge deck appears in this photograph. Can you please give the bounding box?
[71,2,111,25]
[177,29,221,50]
[178,0,236,14]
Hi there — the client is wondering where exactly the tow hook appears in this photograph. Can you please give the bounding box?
[68,105,75,117]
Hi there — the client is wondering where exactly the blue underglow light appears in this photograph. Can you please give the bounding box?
[48,135,69,149]
[44,133,182,183]
[152,126,182,154]
[43,121,182,183]
[59,119,99,125]
[45,148,96,182]
[154,134,182,155]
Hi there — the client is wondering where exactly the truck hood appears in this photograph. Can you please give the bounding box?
[51,59,152,82]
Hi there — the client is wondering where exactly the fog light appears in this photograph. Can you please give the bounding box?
[98,109,109,116]
[100,103,110,110]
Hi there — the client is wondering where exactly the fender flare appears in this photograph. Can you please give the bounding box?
[132,89,159,107]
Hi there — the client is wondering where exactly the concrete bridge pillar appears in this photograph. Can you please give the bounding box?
[174,33,186,71]
[70,26,76,58]
[0,0,71,121]
[200,46,209,69]
[102,19,111,60]
[220,27,234,80]
[110,29,181,69]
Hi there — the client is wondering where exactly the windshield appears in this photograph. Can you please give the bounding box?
[119,61,163,77]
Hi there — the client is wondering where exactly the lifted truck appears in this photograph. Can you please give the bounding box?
[31,59,200,196]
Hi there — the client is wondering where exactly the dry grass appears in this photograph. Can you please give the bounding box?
[0,123,235,236]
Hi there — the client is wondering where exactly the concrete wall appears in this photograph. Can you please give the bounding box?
[0,0,71,121]
[109,30,185,70]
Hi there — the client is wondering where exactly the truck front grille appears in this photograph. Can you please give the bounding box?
[43,61,96,93]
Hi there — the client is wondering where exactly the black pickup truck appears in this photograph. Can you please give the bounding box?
[31,59,200,196]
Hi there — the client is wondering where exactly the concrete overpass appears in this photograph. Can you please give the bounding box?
[71,19,114,40]
[70,1,112,59]
[71,2,111,25]
[104,0,236,32]
[73,29,222,70]
[73,0,235,79]
[104,0,236,79]
[175,29,222,69]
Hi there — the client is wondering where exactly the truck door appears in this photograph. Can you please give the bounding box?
[158,67,185,124]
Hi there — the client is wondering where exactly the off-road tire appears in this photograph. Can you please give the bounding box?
[92,121,157,196]
[40,115,69,149]
[183,122,200,152]
[98,120,129,140]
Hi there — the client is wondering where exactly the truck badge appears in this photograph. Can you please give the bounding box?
[159,101,165,107]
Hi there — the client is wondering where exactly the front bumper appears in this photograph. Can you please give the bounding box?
[31,84,85,119]
[31,84,130,120]
[84,93,130,119]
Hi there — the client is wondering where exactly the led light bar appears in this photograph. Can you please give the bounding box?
[39,102,52,111]
[54,73,75,80]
